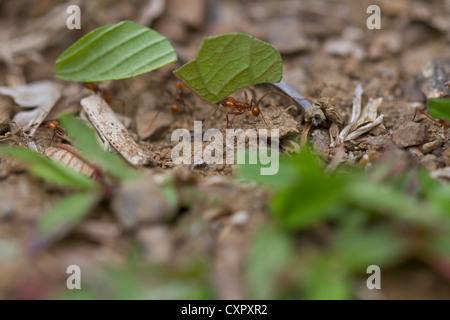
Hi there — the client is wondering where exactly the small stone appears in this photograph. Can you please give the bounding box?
[445,148,450,166]
[267,18,310,54]
[310,128,330,157]
[368,32,402,60]
[76,220,121,244]
[408,147,423,161]
[422,140,443,154]
[0,96,12,134]
[324,38,366,60]
[168,0,206,30]
[420,154,438,171]
[136,226,173,263]
[392,121,429,147]
[430,167,450,181]
[135,110,172,140]
[111,179,176,229]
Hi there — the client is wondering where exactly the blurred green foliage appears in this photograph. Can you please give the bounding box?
[241,148,450,299]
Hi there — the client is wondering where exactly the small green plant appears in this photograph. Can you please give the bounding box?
[54,21,177,82]
[0,115,142,247]
[240,148,450,299]
[174,32,283,105]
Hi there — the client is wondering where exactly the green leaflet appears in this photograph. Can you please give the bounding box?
[0,146,97,190]
[428,98,450,121]
[55,21,177,82]
[174,33,283,105]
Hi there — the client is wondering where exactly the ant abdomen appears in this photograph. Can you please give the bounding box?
[251,106,260,117]
[171,104,180,114]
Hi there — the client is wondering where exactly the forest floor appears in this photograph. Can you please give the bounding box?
[0,0,449,299]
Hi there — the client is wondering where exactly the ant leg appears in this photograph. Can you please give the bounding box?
[48,131,57,148]
[258,109,270,129]
[227,111,245,128]
[412,108,420,121]
[148,104,166,130]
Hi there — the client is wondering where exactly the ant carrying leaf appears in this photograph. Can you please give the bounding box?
[216,90,307,129]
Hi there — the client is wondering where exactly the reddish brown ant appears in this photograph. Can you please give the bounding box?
[219,92,269,128]
[217,90,304,128]
[82,82,113,103]
[43,120,65,146]
[170,79,188,114]
[81,82,127,112]
[149,79,189,128]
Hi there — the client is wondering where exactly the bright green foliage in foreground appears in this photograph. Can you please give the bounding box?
[240,148,450,299]
[59,115,139,181]
[0,116,140,249]
[0,146,96,190]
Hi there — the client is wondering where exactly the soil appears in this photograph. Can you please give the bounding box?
[0,0,449,299]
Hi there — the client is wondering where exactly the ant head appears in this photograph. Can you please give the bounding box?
[82,82,94,90]
[251,105,260,117]
[220,97,237,108]
[44,120,59,130]
[175,80,186,90]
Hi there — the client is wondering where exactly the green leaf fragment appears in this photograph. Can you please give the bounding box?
[54,20,177,82]
[38,193,100,242]
[174,32,283,105]
[428,98,450,121]
[247,226,293,299]
[0,146,97,190]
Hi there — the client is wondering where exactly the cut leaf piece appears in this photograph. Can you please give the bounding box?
[428,98,450,121]
[54,20,177,82]
[174,32,283,105]
[0,146,97,190]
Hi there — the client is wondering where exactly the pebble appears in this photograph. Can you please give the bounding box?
[136,226,173,263]
[267,18,310,54]
[392,121,428,147]
[310,128,330,157]
[420,154,438,171]
[422,140,443,154]
[135,110,172,140]
[324,38,366,60]
[0,96,12,134]
[167,0,206,30]
[111,179,176,229]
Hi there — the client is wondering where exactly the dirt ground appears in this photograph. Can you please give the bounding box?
[0,0,450,300]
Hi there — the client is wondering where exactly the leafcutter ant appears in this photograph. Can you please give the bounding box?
[217,90,306,128]
[169,79,188,114]
[149,79,189,128]
[43,120,65,146]
[82,82,127,113]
